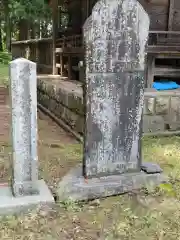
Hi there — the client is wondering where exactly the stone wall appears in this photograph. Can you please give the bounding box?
[143,96,180,133]
[37,77,180,135]
[37,76,84,134]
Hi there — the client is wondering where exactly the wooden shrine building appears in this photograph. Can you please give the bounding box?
[11,0,180,88]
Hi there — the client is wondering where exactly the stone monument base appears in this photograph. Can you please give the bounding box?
[56,164,167,201]
[0,179,55,215]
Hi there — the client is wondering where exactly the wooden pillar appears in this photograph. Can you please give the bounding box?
[52,0,58,75]
[87,0,89,18]
[168,0,175,30]
[68,0,82,34]
[81,0,89,23]
[147,54,155,88]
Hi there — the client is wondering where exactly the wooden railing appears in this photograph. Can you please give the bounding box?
[11,35,83,77]
[55,34,84,81]
[11,38,53,74]
[12,31,180,82]
[56,34,82,47]
[148,31,180,53]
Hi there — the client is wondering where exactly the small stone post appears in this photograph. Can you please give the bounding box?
[0,58,54,215]
[10,58,38,197]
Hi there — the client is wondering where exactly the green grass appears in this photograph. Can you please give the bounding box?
[104,136,180,240]
[0,52,11,65]
[0,51,11,86]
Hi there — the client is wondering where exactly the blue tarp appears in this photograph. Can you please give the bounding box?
[153,81,180,91]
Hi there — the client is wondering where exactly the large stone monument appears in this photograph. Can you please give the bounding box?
[0,58,54,215]
[57,0,166,201]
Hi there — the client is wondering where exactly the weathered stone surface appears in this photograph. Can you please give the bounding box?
[10,58,39,197]
[37,79,83,115]
[64,108,79,129]
[143,115,165,133]
[37,78,84,134]
[75,116,84,134]
[37,80,180,135]
[56,0,167,202]
[148,97,180,115]
[67,93,84,116]
[83,0,150,177]
[141,162,163,174]
[0,180,55,216]
[3,59,55,216]
[56,88,68,106]
[143,96,180,131]
[57,165,167,201]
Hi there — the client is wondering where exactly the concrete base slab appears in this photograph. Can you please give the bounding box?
[0,179,55,215]
[56,165,168,201]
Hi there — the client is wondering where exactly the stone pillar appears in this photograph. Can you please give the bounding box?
[0,57,54,215]
[83,0,150,178]
[57,0,166,202]
[10,58,38,197]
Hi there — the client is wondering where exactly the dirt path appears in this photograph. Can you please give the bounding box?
[0,92,105,239]
[0,92,80,191]
[37,108,81,194]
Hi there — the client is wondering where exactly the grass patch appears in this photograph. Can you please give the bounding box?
[0,51,11,86]
[0,52,12,65]
[104,136,180,239]
[143,136,180,182]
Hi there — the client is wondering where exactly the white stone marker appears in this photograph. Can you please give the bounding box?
[0,58,54,215]
[10,58,38,196]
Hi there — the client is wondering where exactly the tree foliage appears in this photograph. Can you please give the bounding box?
[9,0,51,21]
[0,0,52,50]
